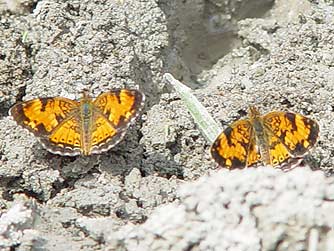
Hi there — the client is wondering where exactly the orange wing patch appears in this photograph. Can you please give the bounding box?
[93,90,140,126]
[210,106,319,169]
[9,89,145,156]
[211,120,261,168]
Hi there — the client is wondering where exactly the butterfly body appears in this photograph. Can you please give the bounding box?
[10,89,144,156]
[249,106,274,165]
[211,106,319,169]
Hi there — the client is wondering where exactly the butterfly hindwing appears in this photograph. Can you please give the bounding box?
[90,113,118,154]
[41,116,82,156]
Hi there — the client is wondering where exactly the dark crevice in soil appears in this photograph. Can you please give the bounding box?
[159,0,275,85]
[23,0,40,14]
[15,84,27,103]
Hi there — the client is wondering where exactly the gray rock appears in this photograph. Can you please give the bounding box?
[110,168,334,251]
[0,197,41,250]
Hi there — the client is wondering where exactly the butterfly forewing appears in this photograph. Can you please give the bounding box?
[93,90,144,129]
[9,97,79,136]
[263,111,319,157]
[211,119,261,169]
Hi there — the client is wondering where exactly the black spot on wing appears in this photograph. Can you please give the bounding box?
[224,126,233,145]
[294,117,319,155]
[285,112,298,131]
[40,99,49,112]
[230,157,246,169]
[35,123,51,135]
[115,90,122,103]
[304,117,319,145]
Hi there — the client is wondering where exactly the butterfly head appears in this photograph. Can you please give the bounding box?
[248,106,261,119]
[80,89,91,99]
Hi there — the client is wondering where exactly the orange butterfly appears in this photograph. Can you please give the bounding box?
[10,89,144,156]
[211,106,319,169]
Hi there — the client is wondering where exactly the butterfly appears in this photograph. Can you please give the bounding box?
[210,106,319,169]
[9,89,144,156]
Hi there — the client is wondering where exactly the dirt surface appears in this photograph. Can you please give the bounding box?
[1,0,334,250]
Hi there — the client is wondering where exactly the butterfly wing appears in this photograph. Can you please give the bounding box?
[43,116,82,156]
[90,89,145,154]
[9,97,82,155]
[210,119,261,169]
[9,97,79,137]
[263,111,319,166]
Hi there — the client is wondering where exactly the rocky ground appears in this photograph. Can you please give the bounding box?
[1,0,334,250]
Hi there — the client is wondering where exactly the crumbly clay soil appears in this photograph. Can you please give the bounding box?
[1,0,334,250]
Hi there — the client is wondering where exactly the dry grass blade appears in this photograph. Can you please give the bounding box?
[163,73,222,143]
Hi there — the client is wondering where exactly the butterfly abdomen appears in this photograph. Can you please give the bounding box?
[80,102,94,155]
[251,112,271,165]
